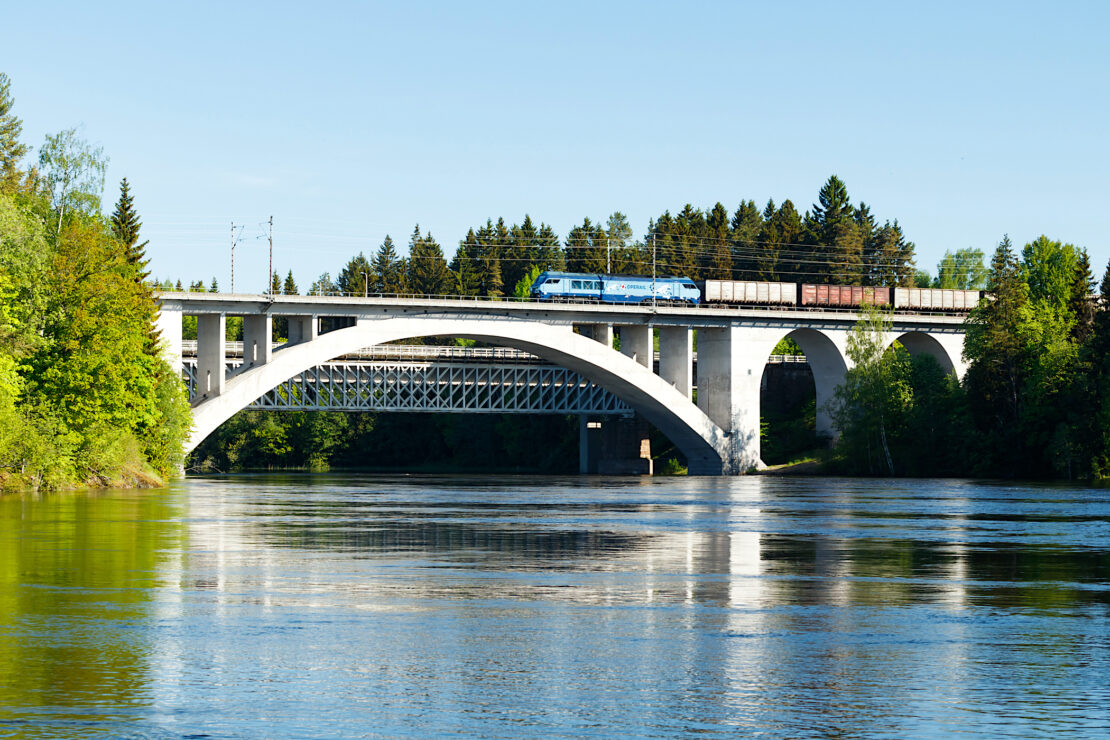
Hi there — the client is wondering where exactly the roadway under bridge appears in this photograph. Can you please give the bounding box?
[158,293,968,475]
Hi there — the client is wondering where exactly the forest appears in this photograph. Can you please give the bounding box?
[0,74,190,490]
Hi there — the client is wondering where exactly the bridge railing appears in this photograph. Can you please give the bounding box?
[158,290,971,317]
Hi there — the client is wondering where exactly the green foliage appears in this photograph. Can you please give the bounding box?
[935,247,988,289]
[337,251,373,296]
[0,97,189,490]
[830,306,912,474]
[512,265,544,298]
[38,128,107,238]
[772,337,804,356]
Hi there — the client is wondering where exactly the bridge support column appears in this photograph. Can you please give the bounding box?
[197,314,226,399]
[242,315,272,368]
[658,326,692,399]
[155,306,183,375]
[579,415,652,475]
[287,315,318,345]
[618,325,652,368]
[578,323,614,348]
[697,327,767,473]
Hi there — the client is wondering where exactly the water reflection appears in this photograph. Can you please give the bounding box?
[1,476,1108,738]
[0,491,182,738]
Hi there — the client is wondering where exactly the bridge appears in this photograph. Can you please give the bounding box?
[156,293,968,475]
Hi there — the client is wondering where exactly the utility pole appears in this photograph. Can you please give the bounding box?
[651,233,657,311]
[606,236,611,274]
[267,216,273,295]
[230,221,244,293]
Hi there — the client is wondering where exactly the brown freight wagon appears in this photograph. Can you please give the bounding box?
[801,284,891,307]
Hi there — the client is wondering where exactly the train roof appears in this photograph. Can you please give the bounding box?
[535,271,694,281]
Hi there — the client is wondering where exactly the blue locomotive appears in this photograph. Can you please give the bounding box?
[530,271,700,305]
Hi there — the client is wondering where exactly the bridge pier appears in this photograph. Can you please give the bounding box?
[618,325,652,368]
[658,327,692,399]
[196,314,226,399]
[697,327,766,473]
[287,315,319,344]
[578,323,614,348]
[242,315,272,369]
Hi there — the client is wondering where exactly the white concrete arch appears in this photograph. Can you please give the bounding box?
[890,331,967,379]
[188,317,733,474]
[765,328,851,439]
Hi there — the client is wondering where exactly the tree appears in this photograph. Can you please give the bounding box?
[869,221,916,287]
[38,128,107,238]
[963,236,1031,475]
[406,225,449,296]
[830,305,912,474]
[308,272,338,296]
[110,178,149,275]
[337,251,374,296]
[1068,249,1094,342]
[283,270,298,295]
[935,247,988,290]
[209,277,219,293]
[807,175,857,284]
[0,73,29,191]
[565,218,607,274]
[270,270,281,295]
[449,238,481,296]
[1022,235,1078,313]
[372,235,406,294]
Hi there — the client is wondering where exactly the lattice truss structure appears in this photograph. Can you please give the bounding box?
[182,360,632,415]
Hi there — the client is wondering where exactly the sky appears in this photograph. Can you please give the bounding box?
[4,1,1109,293]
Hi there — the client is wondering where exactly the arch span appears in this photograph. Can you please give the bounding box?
[776,328,849,439]
[890,331,966,379]
[188,317,732,474]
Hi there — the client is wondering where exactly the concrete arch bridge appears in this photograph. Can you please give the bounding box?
[157,293,968,475]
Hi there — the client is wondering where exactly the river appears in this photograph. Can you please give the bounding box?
[0,475,1107,738]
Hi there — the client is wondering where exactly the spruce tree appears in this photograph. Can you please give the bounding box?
[337,251,374,296]
[729,200,762,280]
[110,178,150,279]
[406,226,450,296]
[209,277,219,293]
[270,271,281,295]
[283,270,298,295]
[0,72,29,191]
[372,235,405,294]
[1068,248,1095,342]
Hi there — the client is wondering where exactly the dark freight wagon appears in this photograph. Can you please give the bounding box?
[800,284,891,307]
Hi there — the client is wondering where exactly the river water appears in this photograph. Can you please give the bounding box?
[0,475,1108,739]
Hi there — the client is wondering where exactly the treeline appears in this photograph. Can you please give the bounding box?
[0,73,190,490]
[188,411,579,474]
[831,236,1108,479]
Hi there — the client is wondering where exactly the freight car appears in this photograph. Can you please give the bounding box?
[698,279,982,313]
[530,271,701,305]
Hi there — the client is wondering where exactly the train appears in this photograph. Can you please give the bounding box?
[530,272,701,305]
[531,272,983,313]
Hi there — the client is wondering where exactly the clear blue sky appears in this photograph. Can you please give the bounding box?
[5,1,1109,292]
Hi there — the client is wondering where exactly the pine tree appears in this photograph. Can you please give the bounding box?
[870,221,916,287]
[283,270,298,295]
[175,279,183,291]
[209,277,219,293]
[0,73,29,191]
